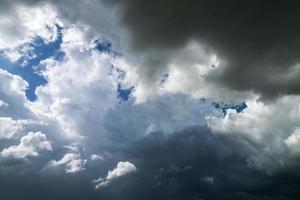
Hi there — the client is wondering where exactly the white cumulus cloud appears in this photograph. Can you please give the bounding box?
[47,153,87,173]
[0,3,60,49]
[1,131,52,158]
[93,161,137,188]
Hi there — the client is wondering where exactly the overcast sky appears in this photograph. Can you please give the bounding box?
[0,1,300,199]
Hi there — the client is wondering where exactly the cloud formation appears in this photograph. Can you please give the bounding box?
[94,161,137,188]
[0,2,59,48]
[0,1,300,199]
[1,131,52,158]
[47,153,86,173]
[104,0,300,99]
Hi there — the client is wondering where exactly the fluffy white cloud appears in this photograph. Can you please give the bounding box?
[206,95,300,171]
[3,49,22,62]
[0,3,60,49]
[0,99,8,107]
[285,129,300,155]
[106,161,137,180]
[0,15,122,161]
[93,161,137,188]
[29,38,118,141]
[0,117,34,139]
[128,41,251,103]
[0,0,245,104]
[0,69,60,142]
[90,154,104,161]
[0,68,27,98]
[1,131,52,158]
[47,153,86,173]
[0,68,35,120]
[207,96,300,142]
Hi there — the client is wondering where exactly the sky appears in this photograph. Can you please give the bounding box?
[0,1,300,199]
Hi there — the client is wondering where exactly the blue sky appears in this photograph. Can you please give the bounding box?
[0,27,129,102]
[0,25,63,101]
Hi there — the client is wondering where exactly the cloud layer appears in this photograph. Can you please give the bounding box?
[105,0,300,99]
[0,1,300,200]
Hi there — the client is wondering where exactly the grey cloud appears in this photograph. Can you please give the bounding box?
[104,126,300,200]
[103,0,300,99]
[0,125,300,200]
[0,131,52,158]
[102,94,221,144]
[3,0,300,99]
[93,161,137,188]
[46,152,87,173]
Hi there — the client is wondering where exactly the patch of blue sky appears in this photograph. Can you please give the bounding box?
[0,25,64,101]
[117,83,134,102]
[108,56,134,102]
[160,73,169,86]
[93,39,121,57]
[212,101,247,116]
[94,38,133,102]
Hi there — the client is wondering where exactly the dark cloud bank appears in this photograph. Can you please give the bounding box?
[2,126,300,200]
[105,0,300,98]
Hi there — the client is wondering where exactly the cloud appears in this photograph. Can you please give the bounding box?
[94,161,137,188]
[206,95,300,172]
[1,131,52,158]
[103,94,222,144]
[0,10,124,159]
[0,68,35,119]
[3,0,300,102]
[0,126,300,200]
[0,2,60,49]
[102,0,300,100]
[90,154,104,161]
[285,129,300,155]
[0,117,35,140]
[0,118,22,140]
[106,161,137,180]
[0,100,8,107]
[89,127,300,200]
[29,35,119,141]
[47,153,87,173]
[1,2,300,199]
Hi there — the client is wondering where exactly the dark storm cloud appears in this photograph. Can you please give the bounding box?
[0,170,99,200]
[100,126,300,200]
[1,126,300,200]
[104,0,300,98]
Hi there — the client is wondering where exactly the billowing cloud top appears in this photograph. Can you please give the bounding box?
[0,1,300,200]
